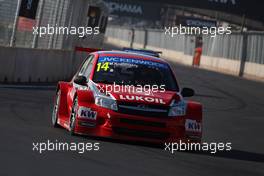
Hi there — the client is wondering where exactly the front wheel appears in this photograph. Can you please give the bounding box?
[69,97,78,135]
[52,90,61,127]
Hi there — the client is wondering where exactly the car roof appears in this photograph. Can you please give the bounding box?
[96,51,167,63]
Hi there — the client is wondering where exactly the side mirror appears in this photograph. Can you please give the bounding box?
[181,88,195,97]
[74,75,87,86]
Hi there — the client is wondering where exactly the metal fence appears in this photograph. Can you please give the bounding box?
[202,34,244,60]
[247,33,264,64]
[0,0,17,46]
[106,27,132,42]
[0,0,70,49]
[106,26,264,65]
[0,0,108,50]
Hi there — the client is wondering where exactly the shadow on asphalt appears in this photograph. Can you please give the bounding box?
[71,133,264,164]
[0,84,57,91]
[198,149,264,163]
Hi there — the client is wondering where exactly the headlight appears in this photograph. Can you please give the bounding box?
[95,96,118,111]
[168,100,187,117]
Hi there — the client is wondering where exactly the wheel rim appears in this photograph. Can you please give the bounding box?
[70,98,78,131]
[52,91,60,125]
[70,112,76,130]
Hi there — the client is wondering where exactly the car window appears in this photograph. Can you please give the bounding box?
[92,56,179,91]
[78,55,94,77]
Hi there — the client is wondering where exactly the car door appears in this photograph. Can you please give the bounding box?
[66,55,95,116]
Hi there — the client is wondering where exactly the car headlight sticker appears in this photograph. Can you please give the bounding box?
[168,100,187,117]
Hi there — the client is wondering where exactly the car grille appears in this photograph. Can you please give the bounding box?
[113,127,170,140]
[119,118,166,128]
[117,102,169,117]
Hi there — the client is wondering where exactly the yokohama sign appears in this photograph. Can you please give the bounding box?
[106,2,143,15]
[103,0,162,20]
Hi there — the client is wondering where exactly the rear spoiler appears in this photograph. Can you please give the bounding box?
[122,47,162,57]
[75,47,102,53]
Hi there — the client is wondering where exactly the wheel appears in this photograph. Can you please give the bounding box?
[69,97,78,135]
[52,90,61,127]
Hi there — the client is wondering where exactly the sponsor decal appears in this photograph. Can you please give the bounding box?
[98,57,169,69]
[185,119,202,132]
[78,107,97,120]
[120,95,166,104]
[172,101,187,116]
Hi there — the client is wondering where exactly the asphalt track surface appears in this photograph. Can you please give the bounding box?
[1,47,264,176]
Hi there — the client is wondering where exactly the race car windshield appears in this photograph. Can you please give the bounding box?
[93,56,179,91]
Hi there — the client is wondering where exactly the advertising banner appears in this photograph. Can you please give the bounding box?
[103,0,162,20]
[19,0,39,19]
[145,0,264,22]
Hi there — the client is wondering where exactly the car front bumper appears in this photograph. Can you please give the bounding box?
[74,105,202,144]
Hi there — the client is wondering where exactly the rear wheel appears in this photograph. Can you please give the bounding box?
[52,90,61,127]
[69,97,78,135]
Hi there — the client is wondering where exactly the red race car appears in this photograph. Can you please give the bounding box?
[52,51,202,143]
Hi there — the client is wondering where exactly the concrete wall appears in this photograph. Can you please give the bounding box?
[146,45,241,76]
[244,62,264,78]
[0,46,86,83]
[199,56,241,76]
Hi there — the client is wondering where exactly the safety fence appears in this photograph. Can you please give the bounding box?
[106,26,264,64]
[0,0,107,50]
[105,26,264,79]
[0,0,110,83]
[0,0,70,49]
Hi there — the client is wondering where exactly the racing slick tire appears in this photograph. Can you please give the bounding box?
[69,97,78,136]
[51,90,61,128]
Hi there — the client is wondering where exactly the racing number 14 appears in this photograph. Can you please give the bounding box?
[97,62,110,72]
